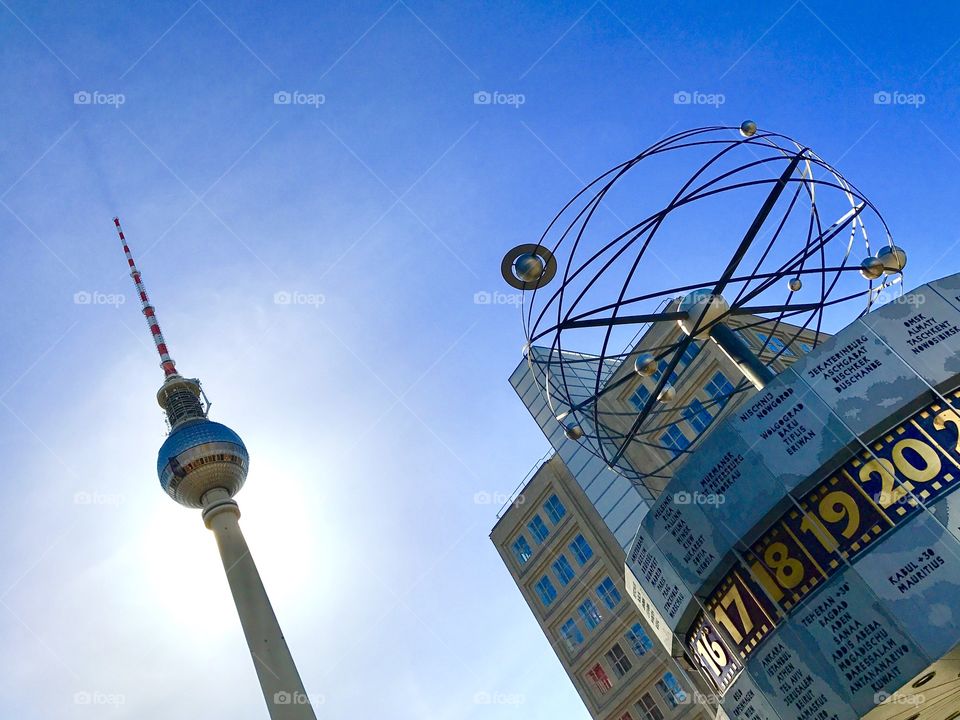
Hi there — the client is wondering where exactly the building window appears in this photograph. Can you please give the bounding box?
[636,693,665,720]
[578,598,603,630]
[659,424,690,458]
[625,623,654,656]
[755,331,794,356]
[569,534,594,565]
[534,576,557,606]
[596,577,622,609]
[586,663,613,695]
[544,494,566,524]
[605,643,633,678]
[679,341,701,368]
[559,618,584,652]
[683,398,714,434]
[629,384,651,412]
[652,360,679,386]
[799,341,813,354]
[704,370,735,406]
[511,535,532,565]
[528,514,549,544]
[656,672,687,708]
[552,555,575,586]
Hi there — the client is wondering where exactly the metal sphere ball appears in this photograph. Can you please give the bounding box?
[514,252,545,283]
[563,421,584,441]
[787,277,803,292]
[739,120,758,137]
[678,289,730,338]
[658,384,676,402]
[859,256,886,280]
[157,419,249,508]
[877,245,907,274]
[634,353,658,377]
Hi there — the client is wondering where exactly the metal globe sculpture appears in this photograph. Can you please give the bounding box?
[501,124,904,492]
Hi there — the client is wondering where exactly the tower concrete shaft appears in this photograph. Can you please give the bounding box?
[202,490,317,720]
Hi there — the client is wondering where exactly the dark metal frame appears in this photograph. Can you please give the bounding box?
[511,125,901,493]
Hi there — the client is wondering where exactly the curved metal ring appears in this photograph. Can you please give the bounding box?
[500,243,558,290]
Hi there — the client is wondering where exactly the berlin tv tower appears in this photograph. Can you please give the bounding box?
[114,217,317,719]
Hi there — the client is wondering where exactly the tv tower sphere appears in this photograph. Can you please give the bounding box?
[157,418,249,507]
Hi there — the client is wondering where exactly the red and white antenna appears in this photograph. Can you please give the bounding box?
[113,216,178,378]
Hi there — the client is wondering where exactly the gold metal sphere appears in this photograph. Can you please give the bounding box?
[877,245,907,275]
[634,353,658,377]
[739,120,758,137]
[563,421,584,441]
[658,384,676,402]
[859,256,886,280]
[787,277,803,292]
[514,253,545,283]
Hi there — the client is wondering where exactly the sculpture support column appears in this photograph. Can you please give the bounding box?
[708,323,775,390]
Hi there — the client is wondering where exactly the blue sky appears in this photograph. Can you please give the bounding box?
[1,1,959,718]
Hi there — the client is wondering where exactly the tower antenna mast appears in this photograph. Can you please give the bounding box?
[113,217,178,378]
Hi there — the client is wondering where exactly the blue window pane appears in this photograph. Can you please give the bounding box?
[570,534,594,565]
[560,618,584,651]
[625,623,654,656]
[596,577,622,609]
[652,360,679,386]
[755,331,795,356]
[535,575,557,606]
[799,342,813,354]
[679,341,701,368]
[705,371,735,406]
[578,598,603,630]
[660,424,691,458]
[683,398,714,434]
[629,385,651,412]
[528,514,549,544]
[656,672,687,708]
[511,535,532,565]
[545,494,567,524]
[552,555,576,586]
